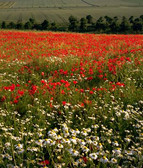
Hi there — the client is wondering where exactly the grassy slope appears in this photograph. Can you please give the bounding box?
[0,0,142,23]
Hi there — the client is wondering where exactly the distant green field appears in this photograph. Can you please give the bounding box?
[0,0,142,23]
[0,0,142,8]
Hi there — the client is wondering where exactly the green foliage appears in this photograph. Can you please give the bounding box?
[68,16,79,32]
[24,21,32,29]
[79,17,87,32]
[0,14,143,34]
[16,22,23,30]
[41,20,49,30]
[86,15,93,24]
[1,21,6,29]
[119,16,131,33]
[7,22,16,29]
[50,22,57,31]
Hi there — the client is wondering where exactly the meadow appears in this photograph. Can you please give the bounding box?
[0,0,143,23]
[0,31,143,167]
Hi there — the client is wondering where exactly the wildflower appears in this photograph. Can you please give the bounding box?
[5,142,11,147]
[57,135,62,140]
[81,145,89,153]
[93,140,98,146]
[81,130,88,136]
[82,156,88,163]
[112,141,119,146]
[86,138,92,144]
[100,156,109,163]
[17,149,24,154]
[3,154,12,160]
[97,143,103,149]
[69,148,79,156]
[91,124,99,129]
[63,130,69,137]
[111,158,117,163]
[86,128,91,132]
[89,153,98,160]
[72,162,78,166]
[39,160,50,166]
[35,139,44,146]
[93,136,99,141]
[48,130,57,138]
[49,140,56,146]
[124,138,131,142]
[125,150,134,155]
[44,139,52,145]
[70,128,75,134]
[15,144,23,150]
[62,101,66,106]
[76,158,83,164]
[70,137,77,144]
[7,164,14,168]
[73,81,78,84]
[53,127,58,132]
[79,139,86,145]
[75,128,80,134]
[112,148,122,155]
[1,95,6,102]
[41,72,44,76]
[62,123,68,131]
[62,138,70,144]
[57,144,63,149]
[27,147,38,152]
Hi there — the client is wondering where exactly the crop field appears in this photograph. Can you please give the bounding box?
[0,0,142,23]
[0,0,142,8]
[0,1,15,8]
[0,30,143,167]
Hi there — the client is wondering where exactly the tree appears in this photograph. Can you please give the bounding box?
[104,16,113,33]
[140,15,143,21]
[119,16,131,33]
[104,16,112,24]
[129,16,134,24]
[86,15,93,24]
[133,19,143,32]
[1,21,6,29]
[24,21,32,29]
[113,16,118,22]
[41,20,49,30]
[68,16,79,32]
[8,22,16,29]
[95,17,106,33]
[50,22,57,31]
[80,18,87,32]
[33,23,42,30]
[16,22,23,30]
[28,18,36,29]
[29,18,35,25]
[110,16,119,33]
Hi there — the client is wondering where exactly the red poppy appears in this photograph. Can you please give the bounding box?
[62,101,66,106]
[82,157,88,163]
[39,160,50,166]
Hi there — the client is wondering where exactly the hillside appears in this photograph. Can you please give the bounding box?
[0,0,142,23]
[0,0,143,8]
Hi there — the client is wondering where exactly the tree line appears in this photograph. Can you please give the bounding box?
[0,15,143,34]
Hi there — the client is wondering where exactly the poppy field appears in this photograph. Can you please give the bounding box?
[0,31,143,168]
